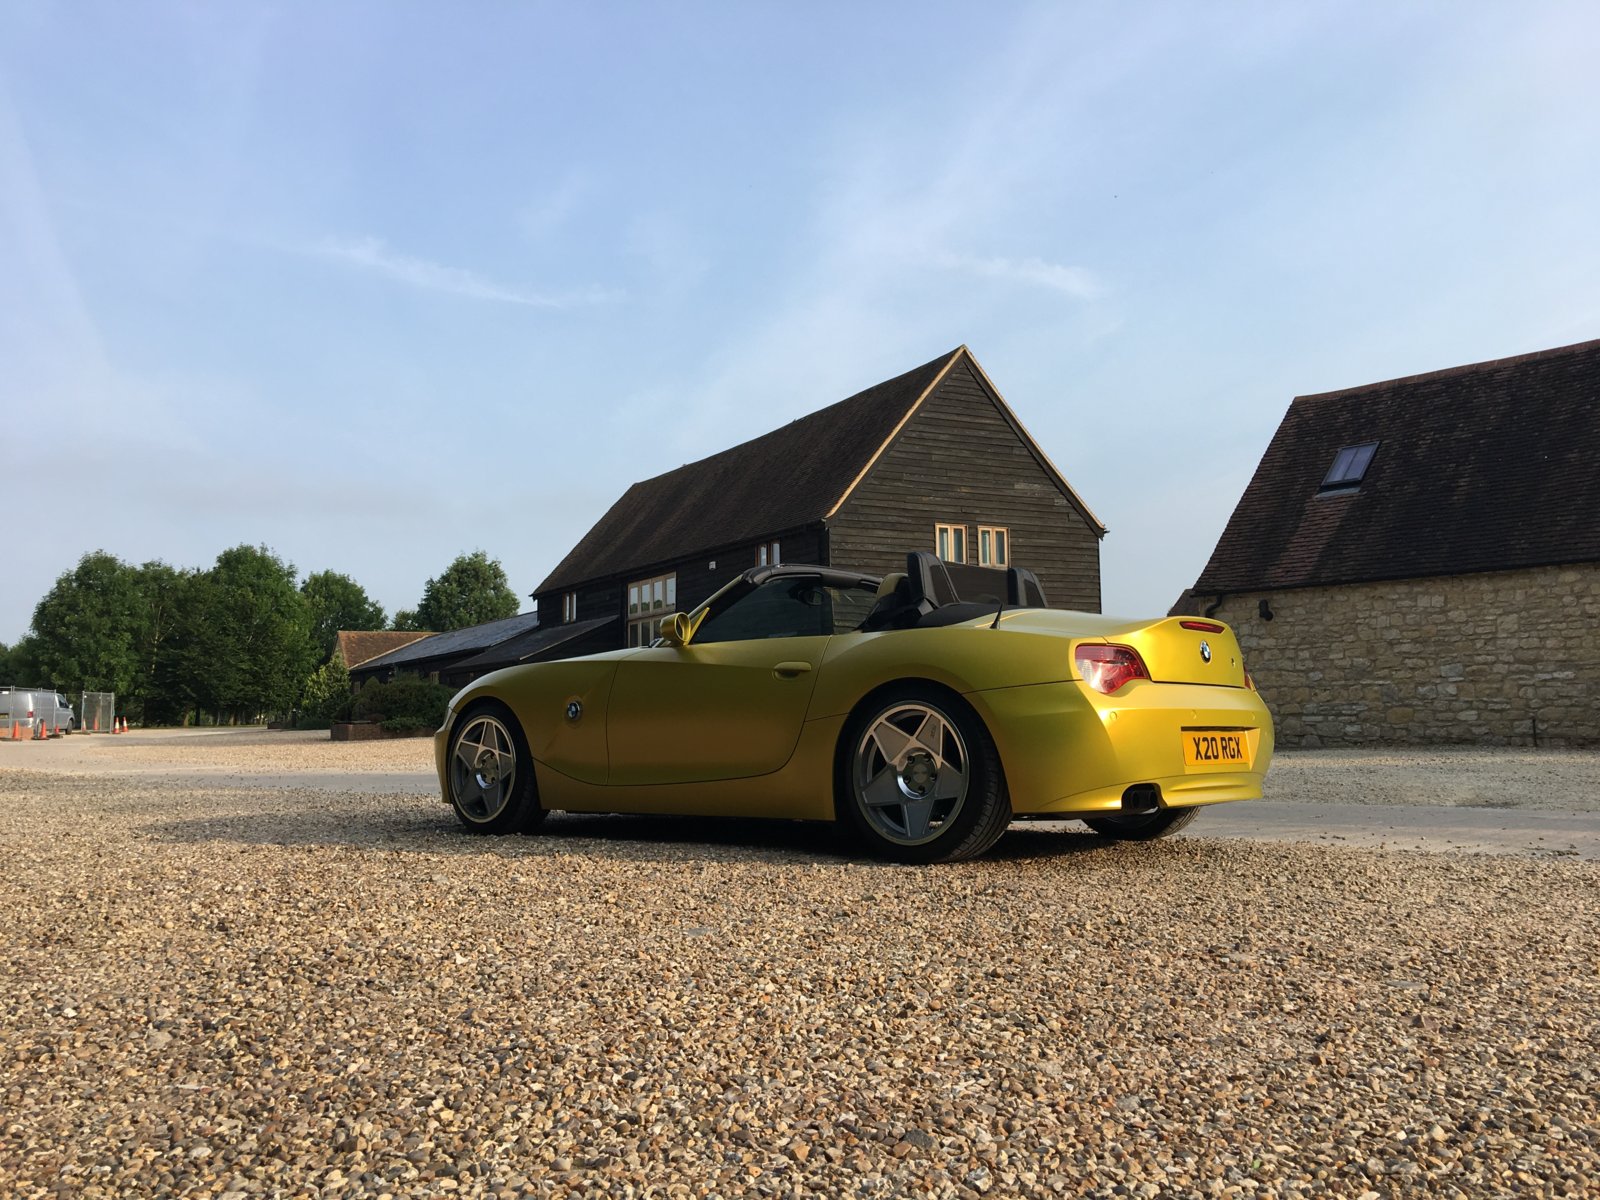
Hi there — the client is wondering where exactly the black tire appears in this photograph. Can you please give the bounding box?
[1083,805,1200,841]
[836,683,1011,864]
[445,701,545,835]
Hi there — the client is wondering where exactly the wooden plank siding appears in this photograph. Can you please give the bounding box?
[826,359,1102,610]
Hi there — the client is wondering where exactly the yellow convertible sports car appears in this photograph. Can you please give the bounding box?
[436,553,1273,863]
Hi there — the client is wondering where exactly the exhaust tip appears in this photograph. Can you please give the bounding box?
[1120,784,1162,816]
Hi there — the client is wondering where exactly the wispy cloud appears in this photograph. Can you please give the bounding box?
[930,250,1102,299]
[311,235,617,308]
[519,172,588,241]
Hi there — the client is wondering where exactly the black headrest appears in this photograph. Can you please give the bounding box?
[1007,567,1047,607]
[905,552,960,610]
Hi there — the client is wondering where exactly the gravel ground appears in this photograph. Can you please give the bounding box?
[30,729,1600,812]
[2,737,1598,1198]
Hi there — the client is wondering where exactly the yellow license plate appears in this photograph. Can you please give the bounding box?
[1182,730,1253,770]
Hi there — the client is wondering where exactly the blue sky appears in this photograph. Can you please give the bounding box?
[3,2,1598,642]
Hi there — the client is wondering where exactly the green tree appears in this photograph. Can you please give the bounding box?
[391,609,423,632]
[0,636,41,684]
[131,563,198,725]
[414,551,519,632]
[301,655,352,721]
[29,551,144,695]
[185,545,317,721]
[301,570,387,660]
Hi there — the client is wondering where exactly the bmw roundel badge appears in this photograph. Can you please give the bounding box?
[1199,640,1212,664]
[565,700,582,721]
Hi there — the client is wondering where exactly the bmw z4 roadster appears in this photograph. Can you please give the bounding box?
[436,553,1273,863]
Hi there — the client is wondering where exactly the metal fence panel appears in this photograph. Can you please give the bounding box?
[80,691,116,734]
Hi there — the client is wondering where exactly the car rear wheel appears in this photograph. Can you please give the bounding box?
[838,686,1011,863]
[1083,806,1200,841]
[447,704,544,835]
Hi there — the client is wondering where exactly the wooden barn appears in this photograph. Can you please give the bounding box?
[533,345,1105,649]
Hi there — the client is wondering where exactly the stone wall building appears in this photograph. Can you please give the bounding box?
[1177,338,1600,748]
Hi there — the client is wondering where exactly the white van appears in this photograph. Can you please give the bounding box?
[37,692,76,734]
[0,688,75,736]
[0,687,39,736]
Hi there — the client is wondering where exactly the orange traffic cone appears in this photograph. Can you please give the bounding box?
[9,720,19,741]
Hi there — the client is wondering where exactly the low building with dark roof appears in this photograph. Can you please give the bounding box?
[535,345,1105,649]
[335,630,433,672]
[349,612,543,687]
[1177,337,1600,747]
[438,616,616,687]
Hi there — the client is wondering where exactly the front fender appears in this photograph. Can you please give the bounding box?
[445,660,620,786]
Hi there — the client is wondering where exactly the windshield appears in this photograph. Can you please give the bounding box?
[694,576,879,643]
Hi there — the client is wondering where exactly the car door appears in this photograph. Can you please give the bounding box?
[606,575,835,785]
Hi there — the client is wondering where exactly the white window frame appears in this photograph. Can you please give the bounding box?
[562,592,578,622]
[757,540,781,566]
[626,572,677,647]
[935,523,967,564]
[977,526,1009,568]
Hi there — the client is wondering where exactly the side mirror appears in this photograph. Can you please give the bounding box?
[657,612,694,647]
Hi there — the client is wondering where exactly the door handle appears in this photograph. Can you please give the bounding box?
[773,661,813,678]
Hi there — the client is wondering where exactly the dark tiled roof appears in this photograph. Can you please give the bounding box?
[448,616,616,674]
[354,611,542,672]
[1193,338,1600,594]
[536,348,964,593]
[336,630,432,669]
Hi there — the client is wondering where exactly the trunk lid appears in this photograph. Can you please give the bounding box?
[1097,616,1249,688]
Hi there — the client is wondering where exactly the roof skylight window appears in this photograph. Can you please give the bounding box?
[1320,441,1378,492]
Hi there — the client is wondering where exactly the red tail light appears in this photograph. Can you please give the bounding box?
[1180,620,1224,633]
[1074,643,1149,694]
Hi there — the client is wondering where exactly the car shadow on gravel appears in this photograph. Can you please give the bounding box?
[144,803,1111,865]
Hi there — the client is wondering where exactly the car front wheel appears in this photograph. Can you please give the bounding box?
[838,686,1011,863]
[447,704,544,834]
[1083,806,1199,841]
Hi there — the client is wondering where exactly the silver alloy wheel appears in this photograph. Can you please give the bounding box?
[450,713,518,824]
[853,702,970,845]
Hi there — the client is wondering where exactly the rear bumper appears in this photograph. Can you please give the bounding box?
[966,679,1274,815]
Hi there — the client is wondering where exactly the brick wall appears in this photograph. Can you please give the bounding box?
[1209,564,1600,747]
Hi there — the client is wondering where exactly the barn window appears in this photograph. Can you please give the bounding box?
[935,523,967,563]
[1321,442,1378,491]
[626,572,677,646]
[562,593,577,622]
[977,526,1009,567]
[757,541,781,566]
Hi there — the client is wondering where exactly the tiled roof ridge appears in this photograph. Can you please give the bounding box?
[1293,336,1600,405]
